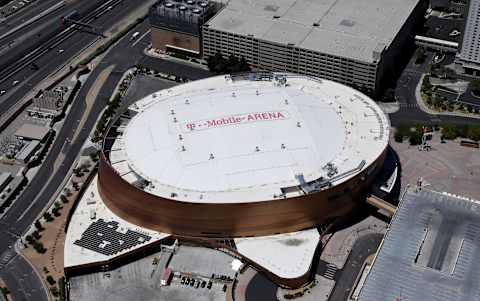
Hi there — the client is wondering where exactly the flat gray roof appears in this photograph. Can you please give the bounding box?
[14,123,50,141]
[205,0,422,62]
[359,188,480,301]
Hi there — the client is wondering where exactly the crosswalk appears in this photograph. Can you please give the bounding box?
[0,249,16,270]
[399,103,419,109]
[323,263,338,280]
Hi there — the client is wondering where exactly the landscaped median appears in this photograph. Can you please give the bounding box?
[420,75,480,116]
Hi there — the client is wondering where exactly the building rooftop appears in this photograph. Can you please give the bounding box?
[14,123,50,141]
[64,175,170,268]
[359,188,480,301]
[458,0,480,65]
[420,16,464,43]
[204,0,421,62]
[234,228,320,279]
[107,73,389,204]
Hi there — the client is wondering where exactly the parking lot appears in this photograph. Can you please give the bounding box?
[69,244,235,301]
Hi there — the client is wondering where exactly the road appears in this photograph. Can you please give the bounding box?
[391,51,480,126]
[0,0,139,114]
[0,8,154,301]
[328,233,384,301]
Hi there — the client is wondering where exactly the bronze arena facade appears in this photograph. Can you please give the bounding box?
[98,72,390,238]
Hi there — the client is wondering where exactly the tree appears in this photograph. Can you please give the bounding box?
[471,79,480,96]
[52,207,60,217]
[43,212,53,222]
[25,235,34,244]
[238,56,251,72]
[33,241,46,253]
[467,125,480,141]
[207,51,227,73]
[32,230,41,240]
[409,130,423,145]
[382,88,396,102]
[441,124,458,140]
[226,54,239,73]
[34,220,43,231]
[414,48,426,64]
[46,275,56,285]
[394,131,404,143]
[60,194,69,204]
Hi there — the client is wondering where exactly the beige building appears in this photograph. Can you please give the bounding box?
[202,0,427,95]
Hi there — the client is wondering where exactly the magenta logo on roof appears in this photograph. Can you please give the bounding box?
[183,111,289,132]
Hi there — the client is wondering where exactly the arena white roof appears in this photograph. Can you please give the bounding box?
[204,0,422,62]
[111,73,389,203]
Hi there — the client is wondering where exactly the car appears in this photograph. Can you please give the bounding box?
[181,277,186,284]
[58,49,64,54]
[185,278,190,285]
[12,80,19,86]
[195,281,200,288]
[190,279,195,287]
[207,281,212,289]
[201,281,206,288]
[0,90,5,95]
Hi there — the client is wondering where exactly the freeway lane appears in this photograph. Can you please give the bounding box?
[0,0,111,72]
[0,0,143,113]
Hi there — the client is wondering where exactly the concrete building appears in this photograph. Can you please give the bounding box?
[149,0,217,56]
[0,172,12,192]
[415,15,464,53]
[456,0,480,76]
[202,0,427,95]
[14,123,50,142]
[359,188,480,301]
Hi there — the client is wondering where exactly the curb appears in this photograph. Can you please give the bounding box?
[416,74,480,119]
[14,241,51,301]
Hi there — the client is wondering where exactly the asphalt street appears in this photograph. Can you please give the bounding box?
[391,51,480,126]
[328,233,384,301]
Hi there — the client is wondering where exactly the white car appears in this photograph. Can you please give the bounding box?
[0,90,6,95]
[58,49,64,53]
[12,80,19,86]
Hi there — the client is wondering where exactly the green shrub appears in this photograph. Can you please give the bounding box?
[46,275,56,285]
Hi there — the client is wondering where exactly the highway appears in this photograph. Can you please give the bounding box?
[0,0,138,114]
[0,4,154,300]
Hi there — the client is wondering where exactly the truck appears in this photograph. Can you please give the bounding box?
[160,268,173,286]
